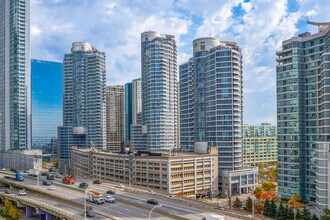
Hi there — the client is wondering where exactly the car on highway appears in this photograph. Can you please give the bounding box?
[85,210,95,217]
[95,197,105,205]
[106,190,115,194]
[43,180,52,186]
[1,167,6,171]
[5,188,11,194]
[147,190,156,195]
[55,174,62,178]
[41,172,48,176]
[166,195,177,200]
[46,174,55,180]
[147,199,158,205]
[79,182,89,189]
[116,184,125,188]
[93,179,102,184]
[18,190,27,196]
[48,186,55,191]
[104,196,116,203]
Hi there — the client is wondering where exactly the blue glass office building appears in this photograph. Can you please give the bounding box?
[31,59,63,147]
[125,82,132,141]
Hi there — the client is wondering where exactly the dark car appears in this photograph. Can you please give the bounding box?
[41,172,48,176]
[85,210,95,217]
[93,180,102,184]
[43,180,52,186]
[46,174,55,180]
[107,190,115,194]
[79,182,89,189]
[5,188,11,194]
[147,199,158,205]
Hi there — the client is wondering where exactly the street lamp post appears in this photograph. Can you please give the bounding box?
[149,205,162,220]
[84,188,88,220]
[37,173,39,187]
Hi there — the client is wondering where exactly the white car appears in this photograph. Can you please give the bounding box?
[18,190,27,196]
[147,190,156,195]
[1,167,6,171]
[116,184,125,188]
[167,195,177,199]
[48,186,55,191]
[104,196,116,203]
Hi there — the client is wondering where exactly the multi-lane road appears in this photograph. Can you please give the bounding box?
[0,172,241,220]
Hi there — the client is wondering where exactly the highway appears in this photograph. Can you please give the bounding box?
[28,174,239,220]
[0,173,173,220]
[0,172,241,220]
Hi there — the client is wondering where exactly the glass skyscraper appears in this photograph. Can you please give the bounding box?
[125,82,132,141]
[31,59,63,147]
[180,37,251,193]
[125,78,142,142]
[58,41,106,172]
[135,31,178,150]
[0,0,31,151]
[276,22,330,207]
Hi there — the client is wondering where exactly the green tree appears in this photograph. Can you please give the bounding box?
[312,214,319,220]
[269,199,277,218]
[232,198,242,210]
[296,209,302,220]
[264,199,270,217]
[321,208,330,220]
[2,199,13,215]
[253,186,264,195]
[301,207,311,220]
[276,202,285,220]
[245,197,253,212]
[286,206,294,220]
[262,181,277,191]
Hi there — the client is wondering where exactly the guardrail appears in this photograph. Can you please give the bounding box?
[0,192,81,220]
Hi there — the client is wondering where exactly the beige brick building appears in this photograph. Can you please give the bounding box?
[71,146,218,198]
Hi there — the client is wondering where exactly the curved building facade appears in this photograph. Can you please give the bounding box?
[140,31,178,150]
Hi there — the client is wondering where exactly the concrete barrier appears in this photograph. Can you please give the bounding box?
[0,178,93,211]
[0,192,81,220]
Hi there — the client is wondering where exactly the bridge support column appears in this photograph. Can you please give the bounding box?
[25,206,32,217]
[45,213,53,220]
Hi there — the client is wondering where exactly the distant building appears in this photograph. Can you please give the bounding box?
[71,145,218,198]
[276,22,330,208]
[0,150,42,171]
[31,59,63,147]
[0,0,31,151]
[180,37,257,195]
[243,123,277,166]
[125,78,142,141]
[58,41,106,172]
[131,31,178,150]
[106,85,125,151]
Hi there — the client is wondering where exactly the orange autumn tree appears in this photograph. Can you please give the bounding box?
[288,194,304,208]
[255,203,264,214]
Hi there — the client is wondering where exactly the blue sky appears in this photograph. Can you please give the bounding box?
[30,0,328,125]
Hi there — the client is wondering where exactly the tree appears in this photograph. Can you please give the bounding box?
[269,199,277,218]
[286,206,294,220]
[296,209,302,220]
[245,197,253,212]
[276,202,285,220]
[321,208,330,220]
[312,214,319,220]
[301,207,311,220]
[255,203,264,214]
[262,181,277,191]
[268,166,278,182]
[288,194,304,208]
[232,198,242,210]
[2,199,13,215]
[258,163,265,182]
[254,186,264,196]
[264,199,270,217]
[8,206,19,220]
